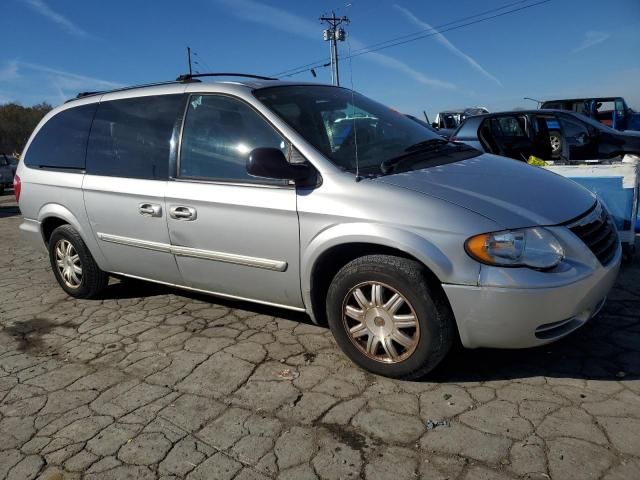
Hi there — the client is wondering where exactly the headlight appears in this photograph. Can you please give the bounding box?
[465,227,564,269]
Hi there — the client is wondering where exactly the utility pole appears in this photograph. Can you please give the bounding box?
[320,11,349,86]
[187,47,193,76]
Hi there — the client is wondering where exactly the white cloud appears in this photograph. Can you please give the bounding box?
[573,31,610,53]
[0,61,123,106]
[0,61,20,82]
[394,5,502,87]
[215,0,455,90]
[22,0,90,37]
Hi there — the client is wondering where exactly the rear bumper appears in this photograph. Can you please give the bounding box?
[19,218,46,253]
[443,245,621,349]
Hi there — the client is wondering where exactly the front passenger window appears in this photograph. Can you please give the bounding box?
[179,95,289,184]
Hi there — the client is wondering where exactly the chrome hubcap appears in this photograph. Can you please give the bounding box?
[550,135,560,152]
[55,239,82,289]
[342,281,420,363]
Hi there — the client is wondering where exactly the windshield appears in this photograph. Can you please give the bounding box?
[255,85,465,175]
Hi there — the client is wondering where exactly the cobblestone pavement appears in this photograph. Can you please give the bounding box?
[1,200,639,479]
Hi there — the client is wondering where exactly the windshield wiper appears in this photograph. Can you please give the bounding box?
[404,138,449,152]
[381,138,453,174]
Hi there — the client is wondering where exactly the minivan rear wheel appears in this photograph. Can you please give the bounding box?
[326,255,454,379]
[48,225,108,299]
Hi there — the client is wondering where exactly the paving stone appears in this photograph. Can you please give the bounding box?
[352,408,425,444]
[231,435,275,464]
[64,449,99,472]
[86,423,142,456]
[420,421,512,463]
[186,452,242,480]
[117,432,172,465]
[176,352,254,398]
[312,433,363,480]
[159,393,225,432]
[597,416,640,456]
[159,438,209,477]
[459,400,533,439]
[547,437,615,480]
[321,397,367,426]
[0,450,22,479]
[509,436,548,477]
[54,415,113,442]
[419,385,475,420]
[6,454,43,480]
[364,446,417,480]
[274,426,316,470]
[84,465,156,480]
[537,406,607,444]
[197,407,251,450]
[278,391,338,424]
[233,380,300,411]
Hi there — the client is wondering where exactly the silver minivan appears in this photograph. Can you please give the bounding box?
[16,76,621,378]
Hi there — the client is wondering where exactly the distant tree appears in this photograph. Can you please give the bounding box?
[0,102,52,156]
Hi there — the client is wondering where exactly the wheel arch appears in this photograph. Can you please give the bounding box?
[302,224,454,325]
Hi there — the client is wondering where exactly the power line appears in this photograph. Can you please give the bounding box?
[273,0,536,78]
[272,0,549,78]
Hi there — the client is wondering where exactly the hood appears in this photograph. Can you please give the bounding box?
[378,154,595,229]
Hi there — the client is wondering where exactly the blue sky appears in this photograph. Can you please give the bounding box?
[2,0,639,120]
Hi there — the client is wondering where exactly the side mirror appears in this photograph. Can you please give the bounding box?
[431,122,439,129]
[247,148,311,183]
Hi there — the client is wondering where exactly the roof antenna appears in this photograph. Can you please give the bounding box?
[187,47,193,76]
[346,36,361,182]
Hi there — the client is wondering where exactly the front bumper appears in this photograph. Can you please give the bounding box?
[443,242,621,349]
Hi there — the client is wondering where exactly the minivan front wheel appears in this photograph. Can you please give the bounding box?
[326,255,453,379]
[48,225,108,299]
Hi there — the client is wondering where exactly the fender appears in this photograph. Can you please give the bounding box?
[37,203,112,272]
[300,222,455,319]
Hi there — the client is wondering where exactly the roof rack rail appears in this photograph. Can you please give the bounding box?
[66,78,203,103]
[176,73,278,82]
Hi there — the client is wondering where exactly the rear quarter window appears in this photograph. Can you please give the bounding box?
[24,103,97,170]
[86,94,183,180]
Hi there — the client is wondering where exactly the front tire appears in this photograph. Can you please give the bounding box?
[48,225,109,299]
[326,255,454,379]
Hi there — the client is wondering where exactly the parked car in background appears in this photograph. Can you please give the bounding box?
[17,78,620,379]
[0,153,17,194]
[452,110,640,163]
[540,97,640,132]
[404,114,446,137]
[432,107,489,138]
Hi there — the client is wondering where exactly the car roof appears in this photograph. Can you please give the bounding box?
[63,78,337,107]
[542,97,620,103]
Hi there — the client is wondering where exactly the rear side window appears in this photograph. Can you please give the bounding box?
[86,94,183,179]
[25,103,97,170]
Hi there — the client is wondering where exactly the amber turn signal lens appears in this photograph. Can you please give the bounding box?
[465,233,492,263]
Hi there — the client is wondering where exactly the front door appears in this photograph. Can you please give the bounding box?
[557,115,598,161]
[165,93,303,309]
[83,94,185,284]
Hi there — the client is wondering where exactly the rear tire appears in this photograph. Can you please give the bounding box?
[48,225,109,299]
[326,255,454,379]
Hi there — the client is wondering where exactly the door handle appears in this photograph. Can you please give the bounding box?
[169,205,197,221]
[138,203,162,217]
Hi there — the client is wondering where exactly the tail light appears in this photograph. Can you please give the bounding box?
[13,174,21,203]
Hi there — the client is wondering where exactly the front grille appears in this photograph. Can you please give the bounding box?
[568,203,618,265]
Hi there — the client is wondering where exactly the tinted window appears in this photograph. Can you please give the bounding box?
[496,116,526,137]
[25,104,97,170]
[179,94,288,183]
[86,95,183,179]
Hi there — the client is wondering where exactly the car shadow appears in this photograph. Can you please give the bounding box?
[99,258,639,383]
[0,205,20,218]
[100,277,314,325]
